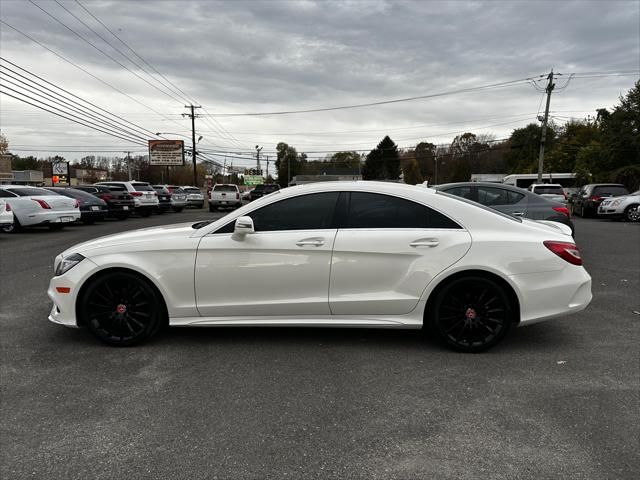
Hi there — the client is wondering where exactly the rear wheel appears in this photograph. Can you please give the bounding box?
[48,224,64,231]
[80,271,165,346]
[208,204,215,212]
[429,276,513,352]
[174,207,184,213]
[1,216,21,233]
[139,209,152,217]
[624,204,640,222]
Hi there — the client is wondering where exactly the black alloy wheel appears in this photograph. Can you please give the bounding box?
[81,271,165,346]
[430,276,513,352]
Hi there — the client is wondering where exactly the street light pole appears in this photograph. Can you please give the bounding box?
[255,145,263,175]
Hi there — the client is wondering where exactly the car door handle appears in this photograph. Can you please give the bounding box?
[296,238,325,247]
[512,212,525,216]
[410,238,439,248]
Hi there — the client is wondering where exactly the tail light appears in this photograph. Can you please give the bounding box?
[74,199,80,208]
[131,192,143,197]
[100,194,113,201]
[544,241,582,266]
[236,193,240,199]
[5,202,11,211]
[553,206,570,217]
[153,191,158,196]
[33,199,51,209]
[589,195,601,202]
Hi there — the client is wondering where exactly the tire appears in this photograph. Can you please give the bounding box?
[624,204,640,222]
[139,209,152,218]
[1,216,21,233]
[209,204,215,212]
[174,207,184,213]
[428,276,514,352]
[80,271,165,346]
[48,224,64,231]
[83,218,96,225]
[116,214,129,221]
[580,205,590,218]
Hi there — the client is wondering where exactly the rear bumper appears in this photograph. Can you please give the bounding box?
[511,266,592,325]
[19,209,81,227]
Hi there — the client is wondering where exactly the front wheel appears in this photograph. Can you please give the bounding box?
[48,224,64,231]
[429,276,513,352]
[624,204,640,222]
[80,271,165,346]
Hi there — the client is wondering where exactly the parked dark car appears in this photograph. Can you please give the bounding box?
[44,187,108,224]
[571,183,629,218]
[249,183,280,201]
[72,184,134,220]
[151,185,172,213]
[434,182,575,235]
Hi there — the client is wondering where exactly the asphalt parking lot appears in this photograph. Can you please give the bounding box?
[1,210,638,480]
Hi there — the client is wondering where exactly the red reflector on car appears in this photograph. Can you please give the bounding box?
[33,199,51,209]
[553,206,570,217]
[131,192,143,196]
[543,241,582,265]
[56,287,71,294]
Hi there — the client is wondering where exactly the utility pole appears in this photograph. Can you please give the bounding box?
[255,145,263,176]
[125,151,132,180]
[537,70,555,183]
[265,156,269,180]
[183,105,201,187]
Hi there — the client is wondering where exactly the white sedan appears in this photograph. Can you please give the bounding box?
[0,185,80,233]
[48,181,592,352]
[0,199,14,227]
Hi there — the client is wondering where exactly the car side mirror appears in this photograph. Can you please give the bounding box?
[234,216,255,235]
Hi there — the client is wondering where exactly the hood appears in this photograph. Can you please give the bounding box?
[61,222,197,257]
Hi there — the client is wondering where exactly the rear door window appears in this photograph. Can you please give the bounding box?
[346,192,461,229]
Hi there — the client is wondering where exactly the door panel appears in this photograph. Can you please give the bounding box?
[195,229,337,317]
[329,229,472,315]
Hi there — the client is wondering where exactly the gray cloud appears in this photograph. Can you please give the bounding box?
[1,0,638,163]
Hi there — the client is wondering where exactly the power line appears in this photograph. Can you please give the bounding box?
[0,89,147,145]
[28,0,186,106]
[0,59,159,141]
[202,76,543,117]
[0,19,185,128]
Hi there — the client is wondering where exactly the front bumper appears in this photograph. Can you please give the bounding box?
[48,256,100,327]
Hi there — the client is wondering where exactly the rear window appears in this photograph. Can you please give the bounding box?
[213,185,238,192]
[7,187,52,196]
[132,183,154,192]
[533,186,564,195]
[184,187,201,193]
[171,187,185,194]
[104,185,125,192]
[593,186,628,196]
[253,185,266,191]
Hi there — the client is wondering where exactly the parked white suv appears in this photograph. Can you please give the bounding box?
[96,181,159,217]
[209,184,241,211]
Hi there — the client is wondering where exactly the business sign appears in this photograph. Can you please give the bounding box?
[52,161,69,176]
[148,140,185,166]
[244,175,264,186]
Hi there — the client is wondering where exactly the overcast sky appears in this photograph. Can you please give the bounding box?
[1,0,638,168]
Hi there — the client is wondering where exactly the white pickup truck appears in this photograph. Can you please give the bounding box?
[209,184,242,211]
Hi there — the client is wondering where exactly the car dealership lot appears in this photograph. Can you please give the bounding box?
[1,214,638,479]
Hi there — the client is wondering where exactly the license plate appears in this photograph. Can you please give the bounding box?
[221,201,227,204]
[123,206,129,210]
[60,216,75,223]
[91,206,99,211]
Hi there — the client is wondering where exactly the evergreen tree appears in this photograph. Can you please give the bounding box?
[362,136,400,180]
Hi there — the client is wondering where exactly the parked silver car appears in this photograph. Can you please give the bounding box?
[598,190,640,222]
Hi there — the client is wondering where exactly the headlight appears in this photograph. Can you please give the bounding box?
[55,253,85,276]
